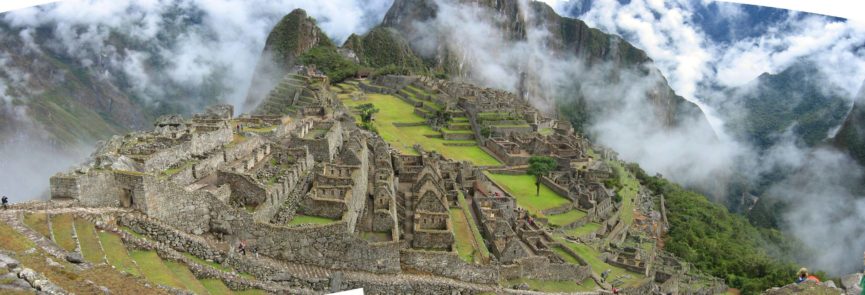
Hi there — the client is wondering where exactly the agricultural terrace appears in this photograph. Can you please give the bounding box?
[337,84,501,166]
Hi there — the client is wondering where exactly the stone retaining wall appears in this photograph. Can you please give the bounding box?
[400,249,498,284]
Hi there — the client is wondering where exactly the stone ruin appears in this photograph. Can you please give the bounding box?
[29,71,729,294]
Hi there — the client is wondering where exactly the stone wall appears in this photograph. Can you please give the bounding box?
[540,176,571,201]
[118,213,223,261]
[218,170,266,207]
[500,256,591,282]
[399,249,498,284]
[218,207,402,273]
[141,176,212,234]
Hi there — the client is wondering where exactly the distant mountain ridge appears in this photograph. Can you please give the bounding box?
[712,61,850,149]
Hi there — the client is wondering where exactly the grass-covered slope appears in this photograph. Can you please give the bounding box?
[629,164,800,294]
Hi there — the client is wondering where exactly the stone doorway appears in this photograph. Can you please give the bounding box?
[120,188,133,208]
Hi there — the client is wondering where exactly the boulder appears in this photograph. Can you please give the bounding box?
[65,252,84,264]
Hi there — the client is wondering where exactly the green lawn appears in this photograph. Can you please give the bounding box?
[539,127,554,136]
[340,92,500,166]
[288,214,337,226]
[50,214,77,252]
[130,250,185,289]
[23,212,51,238]
[484,172,570,216]
[554,236,645,287]
[164,260,209,295]
[200,278,233,295]
[98,231,141,276]
[552,245,582,265]
[74,219,105,264]
[457,191,490,261]
[546,210,587,227]
[450,208,481,263]
[567,222,602,237]
[611,161,639,226]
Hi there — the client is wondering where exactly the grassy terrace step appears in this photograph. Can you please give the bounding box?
[50,214,77,252]
[340,90,501,166]
[484,172,570,217]
[567,222,601,237]
[23,212,51,238]
[165,260,210,295]
[546,210,587,227]
[201,278,233,295]
[74,219,105,264]
[98,231,141,276]
[554,235,645,288]
[450,208,480,263]
[288,214,337,226]
[131,250,187,290]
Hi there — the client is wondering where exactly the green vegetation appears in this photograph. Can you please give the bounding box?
[165,260,210,295]
[450,208,486,263]
[554,236,645,287]
[722,61,849,149]
[50,214,77,252]
[0,219,35,252]
[182,252,232,272]
[484,172,569,216]
[200,278,234,295]
[502,278,594,292]
[610,161,639,225]
[357,103,380,132]
[630,165,800,294]
[23,212,51,238]
[340,92,500,165]
[98,231,141,276]
[298,46,359,82]
[267,9,334,68]
[130,250,185,289]
[545,210,587,226]
[456,191,490,261]
[527,156,557,196]
[74,219,105,264]
[566,222,601,237]
[288,214,337,226]
[552,245,581,265]
[342,26,425,72]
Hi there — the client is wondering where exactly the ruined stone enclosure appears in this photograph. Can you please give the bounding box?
[5,72,725,294]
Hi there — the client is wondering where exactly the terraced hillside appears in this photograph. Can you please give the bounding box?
[335,82,501,166]
[13,212,266,295]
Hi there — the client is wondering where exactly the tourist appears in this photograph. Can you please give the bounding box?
[238,240,247,256]
[1,195,7,210]
[795,268,820,284]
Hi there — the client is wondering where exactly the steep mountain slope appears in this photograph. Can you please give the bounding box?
[713,61,850,149]
[243,9,337,110]
[833,82,865,164]
[379,0,709,132]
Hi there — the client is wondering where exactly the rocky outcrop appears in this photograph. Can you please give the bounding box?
[763,280,845,295]
[244,9,334,110]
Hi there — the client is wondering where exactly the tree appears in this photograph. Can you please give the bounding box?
[357,103,380,133]
[358,103,379,123]
[527,156,557,196]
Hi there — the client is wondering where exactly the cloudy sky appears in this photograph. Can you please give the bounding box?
[542,0,865,137]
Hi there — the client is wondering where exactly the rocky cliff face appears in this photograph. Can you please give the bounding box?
[243,9,333,110]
